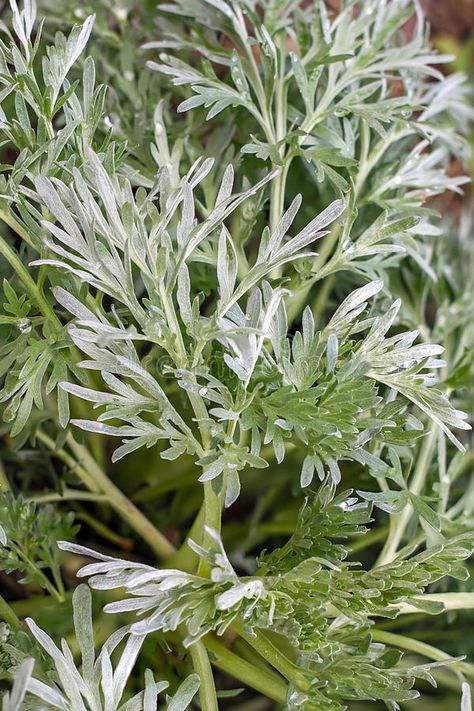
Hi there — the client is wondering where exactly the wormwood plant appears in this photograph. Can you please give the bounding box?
[0,0,473,709]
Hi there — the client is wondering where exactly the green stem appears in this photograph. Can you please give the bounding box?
[189,641,218,711]
[375,426,438,566]
[269,93,288,236]
[51,563,66,601]
[38,430,176,559]
[0,233,60,327]
[67,435,177,559]
[0,458,11,493]
[159,283,188,367]
[285,220,342,325]
[0,209,35,248]
[238,14,274,145]
[353,120,371,199]
[205,635,288,704]
[168,505,204,573]
[203,481,222,535]
[0,594,20,628]
[21,550,63,602]
[73,509,133,550]
[372,630,474,682]
[197,481,223,576]
[231,637,282,675]
[269,31,288,280]
[160,278,223,574]
[234,625,311,692]
[28,489,108,504]
[397,593,474,614]
[359,129,411,205]
[37,430,100,492]
[184,387,223,575]
[269,162,287,236]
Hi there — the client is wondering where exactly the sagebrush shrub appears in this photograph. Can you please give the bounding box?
[0,1,473,709]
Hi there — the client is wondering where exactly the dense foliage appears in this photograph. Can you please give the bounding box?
[0,1,472,709]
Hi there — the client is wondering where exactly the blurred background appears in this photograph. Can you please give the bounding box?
[419,0,474,176]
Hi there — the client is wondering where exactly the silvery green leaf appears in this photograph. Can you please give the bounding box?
[1,2,473,708]
[144,671,168,711]
[198,459,224,482]
[326,333,338,374]
[9,0,36,58]
[261,193,302,261]
[300,456,315,488]
[201,0,234,20]
[120,675,169,711]
[99,648,114,704]
[217,227,238,303]
[34,177,83,244]
[110,635,146,708]
[70,420,144,436]
[60,383,120,406]
[26,678,67,709]
[2,658,34,711]
[326,280,384,336]
[327,458,341,485]
[178,182,195,245]
[353,296,470,449]
[187,156,215,188]
[61,530,277,647]
[273,199,345,262]
[216,164,235,205]
[461,682,472,711]
[72,585,95,684]
[225,467,241,508]
[167,674,200,711]
[181,168,278,265]
[43,15,95,104]
[176,264,193,327]
[215,580,265,611]
[382,378,469,452]
[18,569,164,711]
[25,618,87,710]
